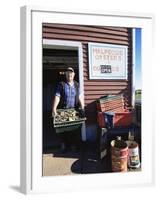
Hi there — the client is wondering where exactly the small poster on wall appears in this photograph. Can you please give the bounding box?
[88,42,128,79]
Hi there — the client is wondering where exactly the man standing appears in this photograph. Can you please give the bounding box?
[52,67,85,152]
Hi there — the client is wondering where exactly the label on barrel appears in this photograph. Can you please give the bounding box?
[129,155,140,166]
[129,147,139,156]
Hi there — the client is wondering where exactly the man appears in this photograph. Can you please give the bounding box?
[52,67,85,152]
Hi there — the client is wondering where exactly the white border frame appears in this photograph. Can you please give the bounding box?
[88,42,128,80]
[20,6,154,194]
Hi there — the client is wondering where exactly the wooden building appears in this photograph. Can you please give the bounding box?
[42,23,133,142]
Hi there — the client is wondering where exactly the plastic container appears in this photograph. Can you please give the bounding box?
[126,141,140,169]
[53,108,86,134]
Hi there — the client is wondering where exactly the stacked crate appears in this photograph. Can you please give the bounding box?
[97,95,133,128]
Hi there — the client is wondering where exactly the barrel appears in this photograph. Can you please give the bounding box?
[111,136,128,172]
[126,141,140,169]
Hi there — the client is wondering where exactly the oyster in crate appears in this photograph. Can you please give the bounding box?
[55,109,80,123]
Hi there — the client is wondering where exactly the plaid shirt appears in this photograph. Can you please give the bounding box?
[55,82,77,108]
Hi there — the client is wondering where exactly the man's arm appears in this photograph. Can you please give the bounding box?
[78,94,84,109]
[52,95,60,116]
[78,94,85,118]
[52,83,62,116]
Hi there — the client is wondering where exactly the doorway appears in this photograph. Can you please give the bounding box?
[42,39,85,151]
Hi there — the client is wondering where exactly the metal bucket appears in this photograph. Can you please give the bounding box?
[111,136,128,172]
[126,141,140,169]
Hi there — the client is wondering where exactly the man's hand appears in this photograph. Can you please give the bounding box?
[79,108,85,118]
[52,110,57,117]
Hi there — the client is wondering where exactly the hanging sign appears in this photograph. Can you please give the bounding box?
[88,42,128,79]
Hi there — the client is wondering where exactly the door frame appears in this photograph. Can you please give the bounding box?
[43,39,86,141]
[132,29,136,107]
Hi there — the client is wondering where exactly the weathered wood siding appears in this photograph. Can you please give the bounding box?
[43,24,132,124]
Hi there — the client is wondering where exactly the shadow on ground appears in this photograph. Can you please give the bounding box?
[9,185,21,193]
[43,139,112,175]
[70,145,112,174]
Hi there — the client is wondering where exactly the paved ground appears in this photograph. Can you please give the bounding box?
[43,153,79,176]
[43,144,141,176]
[42,143,113,176]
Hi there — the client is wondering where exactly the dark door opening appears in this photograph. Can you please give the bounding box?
[42,48,79,151]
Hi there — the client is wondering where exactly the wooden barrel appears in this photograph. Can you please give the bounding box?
[111,136,128,172]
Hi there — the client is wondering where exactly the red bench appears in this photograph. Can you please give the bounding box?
[97,95,133,128]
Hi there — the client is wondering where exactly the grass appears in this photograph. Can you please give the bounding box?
[135,90,141,101]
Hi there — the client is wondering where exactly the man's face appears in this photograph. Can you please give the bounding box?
[65,71,75,82]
